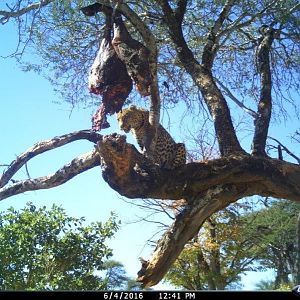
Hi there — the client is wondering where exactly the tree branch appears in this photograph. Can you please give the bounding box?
[0,130,101,189]
[202,0,236,69]
[214,77,258,118]
[0,149,99,201]
[175,0,188,23]
[0,0,54,24]
[98,134,300,202]
[219,0,279,43]
[97,133,300,287]
[268,136,300,165]
[1,131,300,287]
[252,26,277,156]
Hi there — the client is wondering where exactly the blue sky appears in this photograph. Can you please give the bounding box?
[1,12,298,290]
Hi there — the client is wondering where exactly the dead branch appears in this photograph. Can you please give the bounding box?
[0,149,99,201]
[0,130,101,189]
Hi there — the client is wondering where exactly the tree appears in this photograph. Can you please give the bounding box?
[1,0,300,288]
[0,202,128,290]
[242,199,300,289]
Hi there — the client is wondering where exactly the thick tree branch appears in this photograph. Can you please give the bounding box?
[137,184,257,287]
[252,26,277,156]
[98,134,300,202]
[0,0,54,24]
[1,131,300,286]
[0,149,99,201]
[156,0,244,156]
[0,130,101,189]
[175,0,188,23]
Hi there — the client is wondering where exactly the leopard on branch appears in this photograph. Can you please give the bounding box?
[117,105,186,170]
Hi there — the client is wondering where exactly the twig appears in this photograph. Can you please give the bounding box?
[268,136,300,165]
[215,77,257,118]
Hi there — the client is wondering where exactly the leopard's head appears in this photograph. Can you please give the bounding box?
[117,105,146,133]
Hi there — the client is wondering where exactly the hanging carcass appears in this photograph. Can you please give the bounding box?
[81,3,133,131]
[112,11,152,97]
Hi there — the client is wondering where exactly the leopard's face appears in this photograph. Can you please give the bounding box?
[117,108,144,133]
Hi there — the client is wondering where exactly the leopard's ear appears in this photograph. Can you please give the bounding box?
[130,105,137,111]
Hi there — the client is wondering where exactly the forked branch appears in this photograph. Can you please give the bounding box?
[0,150,99,201]
[1,132,300,288]
[0,130,102,200]
[0,130,101,189]
[96,134,300,287]
[157,0,244,156]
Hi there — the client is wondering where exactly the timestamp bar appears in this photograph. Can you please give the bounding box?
[0,290,296,300]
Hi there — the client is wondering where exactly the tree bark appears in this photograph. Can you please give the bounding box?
[1,0,300,290]
[252,27,276,156]
[4,132,299,287]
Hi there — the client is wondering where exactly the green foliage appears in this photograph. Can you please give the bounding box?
[255,279,294,291]
[0,203,122,290]
[241,200,300,288]
[242,200,299,263]
[7,0,299,116]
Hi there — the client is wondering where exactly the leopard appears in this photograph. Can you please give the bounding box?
[116,105,186,170]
